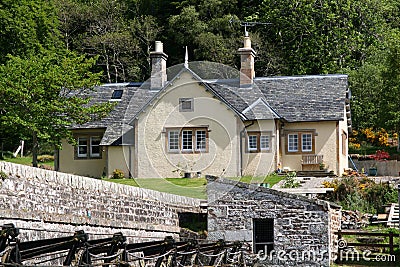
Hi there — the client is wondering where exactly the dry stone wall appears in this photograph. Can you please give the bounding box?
[0,162,203,242]
[206,177,341,267]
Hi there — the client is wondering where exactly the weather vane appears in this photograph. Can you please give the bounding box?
[229,19,271,36]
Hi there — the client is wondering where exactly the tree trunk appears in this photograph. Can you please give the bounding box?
[32,131,38,167]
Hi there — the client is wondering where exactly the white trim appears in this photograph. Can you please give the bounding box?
[242,97,281,118]
[287,134,298,152]
[90,136,101,157]
[168,130,179,152]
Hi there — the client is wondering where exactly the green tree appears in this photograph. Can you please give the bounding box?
[0,0,60,63]
[257,0,391,75]
[0,51,113,167]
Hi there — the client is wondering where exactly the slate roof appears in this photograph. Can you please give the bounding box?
[256,75,348,122]
[72,69,348,146]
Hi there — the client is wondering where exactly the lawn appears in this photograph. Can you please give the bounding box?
[2,155,282,199]
[103,178,207,199]
[230,173,283,187]
[1,156,54,168]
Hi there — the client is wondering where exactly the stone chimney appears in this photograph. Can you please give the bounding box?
[150,41,168,90]
[238,34,256,87]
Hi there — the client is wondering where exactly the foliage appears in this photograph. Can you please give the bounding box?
[0,171,8,180]
[368,150,390,161]
[37,155,55,163]
[111,169,125,179]
[282,171,300,188]
[321,176,398,213]
[0,0,61,64]
[0,51,114,167]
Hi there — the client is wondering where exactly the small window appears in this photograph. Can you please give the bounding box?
[286,131,316,154]
[90,136,101,157]
[260,135,270,151]
[342,131,347,156]
[78,137,88,157]
[179,98,193,112]
[111,89,123,99]
[301,133,312,152]
[182,130,193,151]
[288,134,298,152]
[247,132,272,153]
[75,134,103,159]
[253,218,274,254]
[248,135,258,151]
[168,130,179,151]
[196,130,207,151]
[166,127,208,154]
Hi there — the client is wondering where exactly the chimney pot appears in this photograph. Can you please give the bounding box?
[238,36,256,87]
[155,41,163,53]
[150,41,168,90]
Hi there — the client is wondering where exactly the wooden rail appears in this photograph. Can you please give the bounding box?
[302,154,323,165]
[335,230,395,255]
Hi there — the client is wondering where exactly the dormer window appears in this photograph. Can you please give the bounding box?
[111,89,123,100]
[179,98,193,112]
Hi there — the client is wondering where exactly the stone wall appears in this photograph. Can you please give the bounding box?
[206,177,341,267]
[0,162,203,242]
[328,206,342,262]
[351,159,400,176]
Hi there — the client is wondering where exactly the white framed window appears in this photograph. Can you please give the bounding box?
[260,135,270,151]
[247,132,272,153]
[168,130,179,151]
[301,133,312,152]
[90,136,101,157]
[76,134,102,159]
[77,137,88,158]
[166,127,208,153]
[288,134,298,152]
[196,130,207,151]
[286,131,315,154]
[248,135,258,151]
[179,98,194,112]
[182,130,193,151]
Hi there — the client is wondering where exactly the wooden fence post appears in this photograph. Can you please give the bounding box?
[389,231,394,255]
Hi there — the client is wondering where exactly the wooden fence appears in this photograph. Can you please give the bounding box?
[336,230,396,255]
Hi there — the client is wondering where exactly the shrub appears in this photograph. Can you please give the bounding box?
[321,176,398,213]
[111,169,125,179]
[0,171,8,180]
[282,172,300,188]
[37,155,54,163]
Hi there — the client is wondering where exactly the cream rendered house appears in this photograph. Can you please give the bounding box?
[58,37,351,178]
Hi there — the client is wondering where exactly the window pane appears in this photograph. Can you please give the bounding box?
[179,98,193,112]
[288,134,298,152]
[90,136,101,157]
[168,131,179,151]
[111,89,123,99]
[77,137,87,157]
[196,130,207,151]
[182,130,193,150]
[260,135,270,150]
[248,135,258,150]
[302,133,312,152]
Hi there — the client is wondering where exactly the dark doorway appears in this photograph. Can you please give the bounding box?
[253,218,274,254]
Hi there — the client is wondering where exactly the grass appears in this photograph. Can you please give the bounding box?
[2,156,54,168]
[103,178,207,199]
[230,173,284,187]
[3,155,283,198]
[102,178,139,187]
